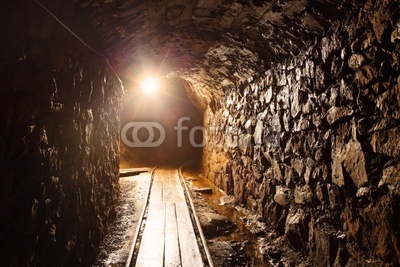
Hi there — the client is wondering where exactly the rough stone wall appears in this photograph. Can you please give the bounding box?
[204,0,400,265]
[0,1,123,266]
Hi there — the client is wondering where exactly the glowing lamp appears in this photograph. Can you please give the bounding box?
[140,76,159,95]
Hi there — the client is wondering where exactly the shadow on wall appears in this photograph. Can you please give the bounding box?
[0,1,123,266]
[120,78,203,167]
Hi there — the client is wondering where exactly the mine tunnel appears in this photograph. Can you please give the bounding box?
[0,0,399,266]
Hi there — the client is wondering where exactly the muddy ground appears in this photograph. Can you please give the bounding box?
[183,169,308,267]
[183,170,270,267]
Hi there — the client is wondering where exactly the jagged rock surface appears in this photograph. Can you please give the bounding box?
[0,1,123,266]
[203,0,400,265]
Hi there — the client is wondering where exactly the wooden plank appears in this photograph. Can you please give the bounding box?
[151,181,163,204]
[135,168,204,267]
[154,170,164,182]
[163,175,172,203]
[169,170,186,202]
[135,202,165,267]
[164,203,181,267]
[175,202,204,267]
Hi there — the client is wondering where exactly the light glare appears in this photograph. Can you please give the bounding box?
[140,76,159,95]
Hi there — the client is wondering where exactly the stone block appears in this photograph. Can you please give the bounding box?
[285,208,309,252]
[379,164,400,195]
[343,140,368,187]
[348,54,365,70]
[376,85,400,118]
[331,137,345,187]
[294,185,312,204]
[371,127,400,157]
[356,65,378,86]
[273,186,291,206]
[326,106,354,125]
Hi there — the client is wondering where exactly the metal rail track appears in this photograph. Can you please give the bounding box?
[125,166,157,267]
[125,165,214,267]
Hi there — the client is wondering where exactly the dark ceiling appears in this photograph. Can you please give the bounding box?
[67,0,359,104]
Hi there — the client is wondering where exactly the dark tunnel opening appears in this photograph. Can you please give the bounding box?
[120,78,204,167]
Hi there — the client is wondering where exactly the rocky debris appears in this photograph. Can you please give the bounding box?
[188,168,297,266]
[184,172,267,266]
[220,195,236,206]
[198,212,237,238]
[194,187,213,194]
[227,242,252,267]
[258,236,308,267]
[207,240,251,267]
[238,210,268,236]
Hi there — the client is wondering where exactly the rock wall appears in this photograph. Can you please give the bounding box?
[203,0,400,265]
[0,1,123,266]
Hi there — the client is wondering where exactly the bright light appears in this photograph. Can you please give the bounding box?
[140,76,159,95]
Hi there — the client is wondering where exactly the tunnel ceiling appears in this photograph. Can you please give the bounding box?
[70,0,360,103]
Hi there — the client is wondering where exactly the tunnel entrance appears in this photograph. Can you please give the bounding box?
[120,78,203,167]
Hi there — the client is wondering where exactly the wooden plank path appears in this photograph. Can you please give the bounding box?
[134,168,204,267]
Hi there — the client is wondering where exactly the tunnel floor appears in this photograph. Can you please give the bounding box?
[93,169,151,266]
[93,166,308,267]
[135,167,204,266]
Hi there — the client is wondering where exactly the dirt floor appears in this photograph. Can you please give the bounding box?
[182,170,272,267]
[93,171,151,267]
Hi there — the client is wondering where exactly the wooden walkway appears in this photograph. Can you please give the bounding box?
[134,168,204,267]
